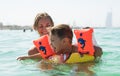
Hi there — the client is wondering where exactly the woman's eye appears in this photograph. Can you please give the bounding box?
[46,24,51,27]
[39,26,43,28]
[38,25,43,28]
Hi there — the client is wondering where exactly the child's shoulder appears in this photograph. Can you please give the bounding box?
[72,45,78,53]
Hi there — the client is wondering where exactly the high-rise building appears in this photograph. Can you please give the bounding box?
[106,11,112,27]
[0,22,3,26]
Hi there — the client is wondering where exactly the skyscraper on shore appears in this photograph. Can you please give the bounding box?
[106,11,112,27]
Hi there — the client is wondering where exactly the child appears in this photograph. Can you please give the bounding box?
[37,24,101,70]
[48,24,95,63]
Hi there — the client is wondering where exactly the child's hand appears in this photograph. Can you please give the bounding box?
[48,55,63,64]
[17,56,29,60]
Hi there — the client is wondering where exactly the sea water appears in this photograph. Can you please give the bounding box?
[0,28,120,76]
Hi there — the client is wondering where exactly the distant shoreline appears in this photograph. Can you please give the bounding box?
[0,25,119,30]
[0,25,32,30]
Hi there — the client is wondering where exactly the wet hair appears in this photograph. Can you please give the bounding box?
[33,12,54,30]
[51,24,73,43]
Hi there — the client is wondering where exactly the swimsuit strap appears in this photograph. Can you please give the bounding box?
[63,54,67,61]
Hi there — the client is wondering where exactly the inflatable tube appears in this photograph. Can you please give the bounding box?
[48,53,94,64]
[65,53,94,63]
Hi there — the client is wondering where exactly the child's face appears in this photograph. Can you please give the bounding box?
[50,34,64,54]
[37,17,53,36]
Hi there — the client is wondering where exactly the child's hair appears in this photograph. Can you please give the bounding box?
[51,24,73,43]
[33,12,54,30]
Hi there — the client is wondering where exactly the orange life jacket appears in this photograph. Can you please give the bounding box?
[74,28,95,56]
[33,35,55,59]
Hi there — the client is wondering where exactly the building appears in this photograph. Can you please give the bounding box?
[0,22,3,30]
[106,11,112,27]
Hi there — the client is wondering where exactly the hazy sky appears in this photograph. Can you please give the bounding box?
[0,0,120,27]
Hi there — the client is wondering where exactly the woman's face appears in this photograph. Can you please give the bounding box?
[37,18,53,36]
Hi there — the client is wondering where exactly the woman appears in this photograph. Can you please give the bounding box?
[17,12,54,60]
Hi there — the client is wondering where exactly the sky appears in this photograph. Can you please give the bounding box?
[0,0,120,27]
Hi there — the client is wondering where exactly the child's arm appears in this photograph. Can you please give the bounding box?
[83,27,99,46]
[28,46,39,55]
[17,53,42,60]
[92,32,100,47]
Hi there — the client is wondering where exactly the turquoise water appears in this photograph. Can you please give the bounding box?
[0,28,120,76]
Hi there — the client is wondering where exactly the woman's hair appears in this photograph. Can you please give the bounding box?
[33,12,54,30]
[51,24,73,43]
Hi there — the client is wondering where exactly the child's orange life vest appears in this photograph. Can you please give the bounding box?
[33,35,55,59]
[74,28,95,56]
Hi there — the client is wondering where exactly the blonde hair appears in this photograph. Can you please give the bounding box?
[33,12,54,30]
